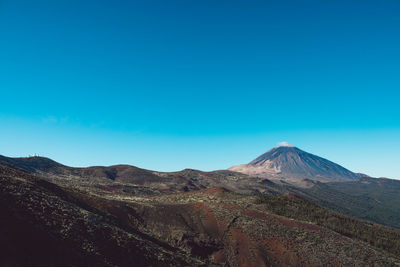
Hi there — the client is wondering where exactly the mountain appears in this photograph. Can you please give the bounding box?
[229,145,360,183]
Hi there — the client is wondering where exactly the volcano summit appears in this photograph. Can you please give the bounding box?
[229,145,361,183]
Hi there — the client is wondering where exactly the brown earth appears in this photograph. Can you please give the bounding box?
[1,158,400,266]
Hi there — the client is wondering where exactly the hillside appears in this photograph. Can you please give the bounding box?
[0,165,203,266]
[0,164,399,266]
[256,193,400,256]
[286,177,400,229]
[2,153,400,230]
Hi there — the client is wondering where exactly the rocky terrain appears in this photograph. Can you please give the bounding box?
[1,162,400,266]
[1,147,400,266]
[0,165,206,267]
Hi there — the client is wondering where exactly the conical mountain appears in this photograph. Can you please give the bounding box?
[229,145,360,182]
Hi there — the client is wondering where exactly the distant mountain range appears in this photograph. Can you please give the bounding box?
[229,145,363,183]
[0,145,365,187]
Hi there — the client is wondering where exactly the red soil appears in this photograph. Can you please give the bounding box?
[229,228,267,267]
[244,209,325,232]
[212,249,226,264]
[259,238,300,266]
[190,202,225,238]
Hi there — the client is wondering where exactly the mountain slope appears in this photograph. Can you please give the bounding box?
[286,177,400,229]
[255,193,400,257]
[229,146,360,182]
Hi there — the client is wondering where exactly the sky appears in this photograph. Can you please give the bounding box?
[0,0,399,178]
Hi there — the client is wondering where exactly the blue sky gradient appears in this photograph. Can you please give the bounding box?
[1,0,399,178]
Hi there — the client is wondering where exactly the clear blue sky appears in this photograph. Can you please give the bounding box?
[0,0,399,178]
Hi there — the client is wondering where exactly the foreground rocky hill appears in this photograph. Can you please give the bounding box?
[0,165,204,267]
[1,164,399,266]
